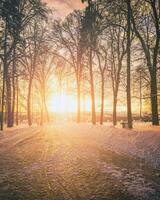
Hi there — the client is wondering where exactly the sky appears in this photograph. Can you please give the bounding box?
[43,0,85,18]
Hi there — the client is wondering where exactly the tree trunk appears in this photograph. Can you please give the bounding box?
[4,105,7,125]
[89,49,96,124]
[11,47,16,126]
[11,77,15,126]
[77,81,81,123]
[113,93,117,126]
[40,102,44,125]
[16,76,19,126]
[1,62,6,131]
[139,70,142,120]
[100,77,104,125]
[150,71,159,125]
[43,86,49,122]
[0,23,7,131]
[27,79,33,126]
[126,0,133,129]
[44,101,49,122]
[6,76,12,127]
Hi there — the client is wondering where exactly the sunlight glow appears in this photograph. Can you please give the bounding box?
[48,93,76,113]
[47,92,137,114]
[48,92,92,113]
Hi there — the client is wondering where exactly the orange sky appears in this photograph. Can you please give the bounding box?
[43,0,85,17]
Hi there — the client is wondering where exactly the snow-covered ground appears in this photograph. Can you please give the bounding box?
[0,122,159,200]
[58,122,160,168]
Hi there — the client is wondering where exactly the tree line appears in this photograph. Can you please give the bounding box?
[0,0,159,130]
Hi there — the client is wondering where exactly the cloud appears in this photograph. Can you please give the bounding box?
[43,0,85,18]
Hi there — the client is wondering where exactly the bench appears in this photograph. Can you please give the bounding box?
[120,121,128,128]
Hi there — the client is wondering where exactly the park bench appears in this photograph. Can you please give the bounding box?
[121,121,128,128]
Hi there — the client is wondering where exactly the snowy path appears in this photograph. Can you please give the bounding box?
[0,123,160,200]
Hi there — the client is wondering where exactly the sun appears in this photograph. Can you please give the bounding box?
[48,93,77,113]
[47,92,92,113]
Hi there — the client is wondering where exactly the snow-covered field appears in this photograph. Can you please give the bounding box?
[56,122,160,167]
[75,122,160,168]
[0,122,159,200]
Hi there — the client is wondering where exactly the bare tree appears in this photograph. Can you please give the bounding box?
[20,19,47,126]
[130,0,160,125]
[107,22,127,126]
[82,0,106,124]
[35,55,54,125]
[51,11,85,123]
[126,0,133,128]
[96,46,108,124]
[0,0,47,129]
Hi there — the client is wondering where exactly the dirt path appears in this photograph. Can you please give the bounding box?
[0,124,159,200]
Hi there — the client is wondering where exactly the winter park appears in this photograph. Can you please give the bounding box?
[0,0,160,200]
